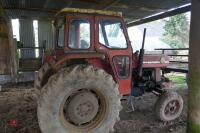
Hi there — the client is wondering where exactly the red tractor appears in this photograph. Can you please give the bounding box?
[35,8,183,133]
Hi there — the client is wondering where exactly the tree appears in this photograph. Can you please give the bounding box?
[161,13,190,48]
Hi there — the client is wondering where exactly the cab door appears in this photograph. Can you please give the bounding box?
[64,15,95,52]
[55,15,95,61]
[95,16,133,95]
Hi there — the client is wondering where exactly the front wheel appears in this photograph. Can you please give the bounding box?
[154,91,183,122]
[37,65,122,133]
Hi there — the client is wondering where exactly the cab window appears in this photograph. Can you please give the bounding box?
[99,19,127,49]
[68,19,90,49]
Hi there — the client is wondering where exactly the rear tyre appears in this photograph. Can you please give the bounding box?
[34,63,51,90]
[155,91,183,122]
[37,65,122,133]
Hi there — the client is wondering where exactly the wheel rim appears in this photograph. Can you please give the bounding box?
[65,91,99,125]
[59,89,107,131]
[164,100,180,117]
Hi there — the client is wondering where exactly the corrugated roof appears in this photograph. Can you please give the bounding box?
[1,0,191,23]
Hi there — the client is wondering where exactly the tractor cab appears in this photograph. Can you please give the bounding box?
[54,8,129,51]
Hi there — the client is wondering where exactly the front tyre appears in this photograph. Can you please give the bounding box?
[154,91,183,122]
[37,65,122,133]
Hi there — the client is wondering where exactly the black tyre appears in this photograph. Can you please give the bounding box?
[155,91,183,122]
[34,63,51,90]
[37,65,122,133]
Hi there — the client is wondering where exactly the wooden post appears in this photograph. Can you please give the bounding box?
[187,0,200,132]
[0,4,18,82]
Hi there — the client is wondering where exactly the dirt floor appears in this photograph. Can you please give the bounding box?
[0,83,188,133]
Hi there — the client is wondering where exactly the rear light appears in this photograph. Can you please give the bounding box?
[113,56,130,78]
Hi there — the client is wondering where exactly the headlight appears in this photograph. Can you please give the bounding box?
[113,56,130,78]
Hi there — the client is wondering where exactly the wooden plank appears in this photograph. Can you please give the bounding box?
[170,61,188,64]
[164,67,188,73]
[155,48,189,51]
[127,5,191,27]
[168,55,188,57]
[0,19,11,75]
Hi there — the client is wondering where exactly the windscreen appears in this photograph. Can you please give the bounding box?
[99,20,127,49]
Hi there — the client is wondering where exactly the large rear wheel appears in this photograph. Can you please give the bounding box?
[34,63,52,90]
[37,65,122,133]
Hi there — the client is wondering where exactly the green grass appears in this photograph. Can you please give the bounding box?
[167,75,186,85]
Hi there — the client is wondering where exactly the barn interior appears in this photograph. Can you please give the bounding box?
[2,0,200,133]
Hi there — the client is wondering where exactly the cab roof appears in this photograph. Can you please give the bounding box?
[56,8,122,17]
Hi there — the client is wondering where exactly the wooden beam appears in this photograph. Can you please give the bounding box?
[0,3,18,82]
[2,6,55,19]
[3,6,59,13]
[187,0,200,132]
[113,3,168,11]
[126,5,191,27]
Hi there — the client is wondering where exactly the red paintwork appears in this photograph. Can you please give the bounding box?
[52,53,105,71]
[132,54,170,68]
[142,54,169,68]
[44,54,55,63]
[45,13,169,96]
[55,48,64,60]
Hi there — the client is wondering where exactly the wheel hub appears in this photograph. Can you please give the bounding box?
[65,91,99,125]
[164,100,180,116]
